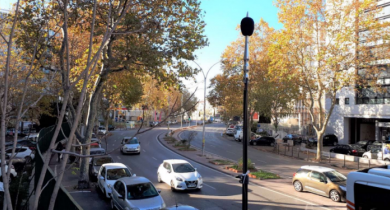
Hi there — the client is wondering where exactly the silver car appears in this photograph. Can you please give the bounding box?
[121,137,141,155]
[110,177,165,210]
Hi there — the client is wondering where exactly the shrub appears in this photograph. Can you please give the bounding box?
[233,158,256,171]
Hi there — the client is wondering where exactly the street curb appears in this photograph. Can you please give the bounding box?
[157,133,237,178]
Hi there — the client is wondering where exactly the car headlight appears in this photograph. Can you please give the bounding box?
[137,146,140,150]
[198,175,202,181]
[176,177,183,181]
[161,202,166,208]
[339,185,346,192]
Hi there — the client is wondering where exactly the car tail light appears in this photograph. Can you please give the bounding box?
[293,173,296,177]
[352,150,357,153]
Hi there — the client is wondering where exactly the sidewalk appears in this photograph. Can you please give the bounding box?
[159,128,346,210]
[253,143,388,171]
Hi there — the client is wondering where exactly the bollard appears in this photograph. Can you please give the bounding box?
[285,146,287,155]
[277,144,279,154]
[292,147,294,157]
[357,158,359,170]
[344,155,346,168]
[307,150,309,161]
[329,152,331,163]
[297,148,300,158]
[369,159,370,168]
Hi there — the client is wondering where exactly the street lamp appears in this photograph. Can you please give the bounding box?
[240,14,254,210]
[193,60,220,156]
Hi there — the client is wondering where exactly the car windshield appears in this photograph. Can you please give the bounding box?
[126,183,159,200]
[94,157,113,166]
[106,168,131,180]
[90,150,105,155]
[125,139,139,144]
[323,171,346,182]
[357,141,368,145]
[172,163,195,173]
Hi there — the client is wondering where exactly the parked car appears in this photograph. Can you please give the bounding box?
[283,134,302,145]
[162,205,198,210]
[353,140,376,151]
[110,176,165,210]
[292,165,346,202]
[108,125,115,131]
[323,134,338,146]
[90,142,102,149]
[234,126,243,141]
[0,160,17,182]
[97,163,133,199]
[5,147,35,163]
[367,141,383,151]
[6,128,26,137]
[89,155,114,182]
[149,121,159,127]
[16,140,37,150]
[121,137,141,155]
[98,126,107,135]
[157,159,202,191]
[249,136,275,146]
[329,144,361,156]
[226,126,235,136]
[22,133,38,141]
[362,146,382,159]
[90,147,106,155]
[91,133,100,143]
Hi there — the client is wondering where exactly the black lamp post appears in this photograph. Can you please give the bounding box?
[239,13,254,210]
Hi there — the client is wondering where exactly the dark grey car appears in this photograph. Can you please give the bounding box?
[110,177,165,210]
[89,155,114,182]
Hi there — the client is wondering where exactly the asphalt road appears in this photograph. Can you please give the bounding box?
[182,123,350,179]
[70,124,339,210]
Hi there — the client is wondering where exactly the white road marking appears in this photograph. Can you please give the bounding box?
[143,150,146,152]
[117,156,121,160]
[155,133,330,210]
[152,157,157,160]
[203,183,216,190]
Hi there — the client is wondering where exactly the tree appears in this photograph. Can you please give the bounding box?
[272,0,388,159]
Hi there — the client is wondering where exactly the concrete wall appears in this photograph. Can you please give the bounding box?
[326,87,390,144]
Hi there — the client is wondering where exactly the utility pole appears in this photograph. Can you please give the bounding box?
[238,13,254,210]
[193,60,220,156]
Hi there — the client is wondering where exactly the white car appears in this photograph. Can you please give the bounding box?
[0,160,17,181]
[121,137,141,155]
[157,159,202,191]
[234,126,243,141]
[5,147,35,163]
[97,163,133,199]
[98,126,107,135]
[362,147,382,159]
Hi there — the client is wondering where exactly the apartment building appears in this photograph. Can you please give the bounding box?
[326,0,390,144]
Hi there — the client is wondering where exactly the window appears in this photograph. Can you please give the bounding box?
[345,98,350,105]
[106,168,131,180]
[310,171,321,180]
[101,167,106,177]
[114,181,121,192]
[355,183,390,210]
[126,183,159,200]
[335,98,339,105]
[118,182,125,197]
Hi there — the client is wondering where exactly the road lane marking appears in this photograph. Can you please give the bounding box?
[152,157,157,160]
[203,183,216,190]
[143,150,146,152]
[117,156,121,160]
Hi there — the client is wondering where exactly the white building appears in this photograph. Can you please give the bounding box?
[326,1,390,144]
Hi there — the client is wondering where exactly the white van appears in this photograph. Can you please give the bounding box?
[346,165,390,210]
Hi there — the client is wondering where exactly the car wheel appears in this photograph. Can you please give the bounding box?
[120,147,124,155]
[330,190,341,202]
[333,142,337,146]
[363,155,369,159]
[270,142,275,147]
[110,198,116,210]
[253,142,257,146]
[293,181,303,192]
[385,158,390,162]
[157,173,163,183]
[170,180,176,191]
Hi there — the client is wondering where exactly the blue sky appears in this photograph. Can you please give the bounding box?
[0,0,282,100]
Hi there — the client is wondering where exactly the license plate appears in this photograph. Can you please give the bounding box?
[188,184,196,188]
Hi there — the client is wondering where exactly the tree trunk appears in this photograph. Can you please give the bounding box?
[78,68,107,187]
[316,130,325,160]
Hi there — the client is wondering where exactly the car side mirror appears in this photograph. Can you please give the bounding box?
[157,189,161,194]
[194,168,197,171]
[121,141,124,144]
[118,194,124,200]
[132,174,136,177]
[99,176,104,180]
